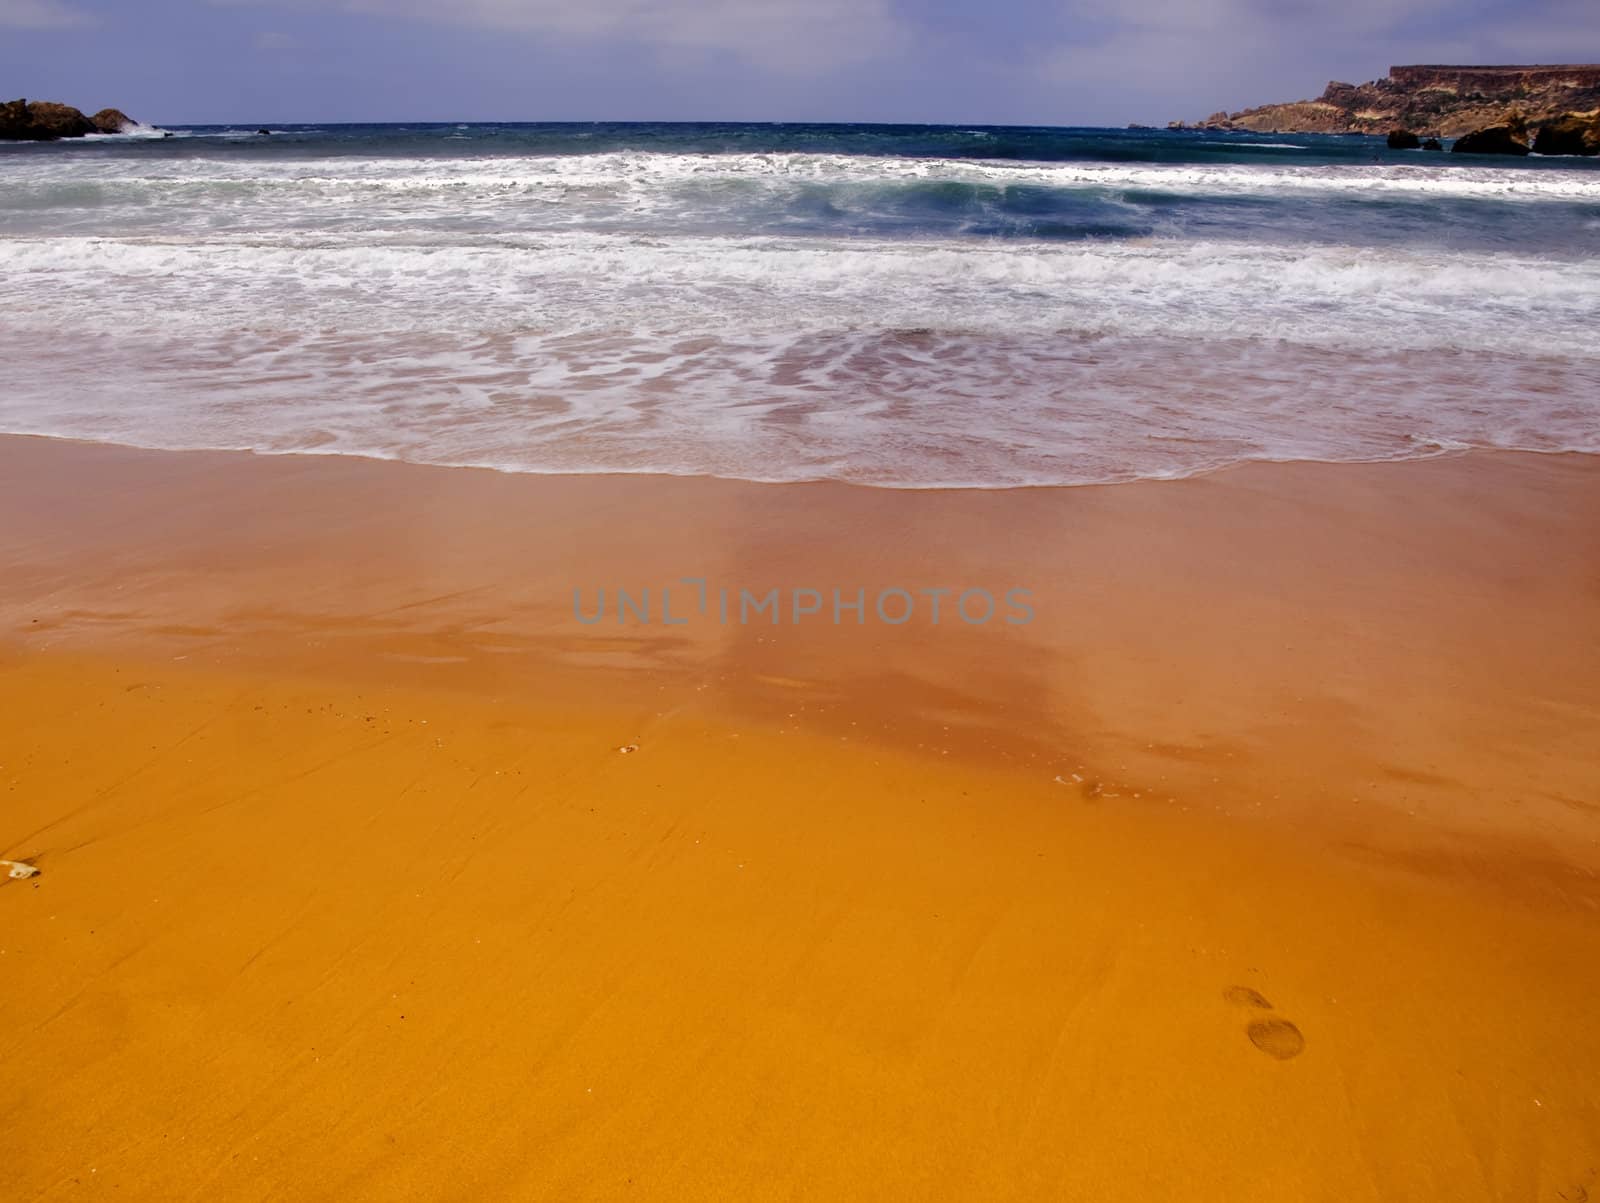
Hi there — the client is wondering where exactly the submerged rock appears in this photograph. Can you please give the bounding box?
[1451,124,1531,155]
[1386,128,1421,148]
[1532,112,1600,155]
[1421,137,1443,150]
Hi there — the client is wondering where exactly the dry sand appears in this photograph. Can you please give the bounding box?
[1,435,1597,1200]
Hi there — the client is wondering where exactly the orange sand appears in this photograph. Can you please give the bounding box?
[1,435,1598,1199]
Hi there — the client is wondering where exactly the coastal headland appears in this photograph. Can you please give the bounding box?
[1181,63,1600,146]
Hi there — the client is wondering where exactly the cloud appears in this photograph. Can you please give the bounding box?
[208,0,906,72]
[1468,0,1600,56]
[1062,0,1464,37]
[1032,0,1600,121]
[0,0,94,27]
[253,28,296,48]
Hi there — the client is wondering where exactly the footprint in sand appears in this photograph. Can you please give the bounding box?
[1246,1018,1307,1060]
[1223,985,1273,1009]
[1224,985,1306,1060]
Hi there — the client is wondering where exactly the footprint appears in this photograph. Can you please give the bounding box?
[1223,985,1273,1009]
[1247,1018,1306,1060]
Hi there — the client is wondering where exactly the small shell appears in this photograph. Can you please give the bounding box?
[3,860,40,880]
[617,745,639,755]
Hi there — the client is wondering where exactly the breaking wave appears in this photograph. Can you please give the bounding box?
[2,125,1597,487]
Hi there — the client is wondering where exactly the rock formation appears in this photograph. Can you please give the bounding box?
[1531,112,1600,155]
[1182,64,1600,141]
[0,98,27,139]
[1386,129,1421,149]
[90,108,136,134]
[1451,124,1532,155]
[1,98,141,141]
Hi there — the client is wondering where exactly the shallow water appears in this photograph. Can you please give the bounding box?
[3,123,1597,487]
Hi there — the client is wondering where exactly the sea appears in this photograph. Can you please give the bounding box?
[2,122,1598,488]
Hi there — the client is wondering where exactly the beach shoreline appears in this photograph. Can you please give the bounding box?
[3,435,1599,1197]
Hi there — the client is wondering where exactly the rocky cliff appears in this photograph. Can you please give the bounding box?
[1184,64,1600,140]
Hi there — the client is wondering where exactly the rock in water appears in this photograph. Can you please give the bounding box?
[1451,124,1531,155]
[1421,137,1443,150]
[1386,128,1421,149]
[0,98,102,140]
[90,107,137,134]
[1532,112,1600,156]
[23,101,96,138]
[0,97,31,140]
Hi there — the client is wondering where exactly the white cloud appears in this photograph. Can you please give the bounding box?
[1032,0,1600,122]
[209,0,904,72]
[1060,0,1466,38]
[1468,0,1600,58]
[0,0,94,27]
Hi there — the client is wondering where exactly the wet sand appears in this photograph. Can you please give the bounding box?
[2,435,1598,1199]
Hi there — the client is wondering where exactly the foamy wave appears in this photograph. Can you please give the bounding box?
[0,233,1593,357]
[0,330,1595,488]
[1199,141,1308,150]
[82,122,169,140]
[3,137,1596,489]
[5,151,1599,223]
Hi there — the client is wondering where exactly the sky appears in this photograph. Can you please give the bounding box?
[2,0,1597,126]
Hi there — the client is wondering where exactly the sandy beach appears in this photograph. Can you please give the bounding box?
[1,434,1597,1199]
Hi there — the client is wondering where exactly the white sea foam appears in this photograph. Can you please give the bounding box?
[7,150,1600,213]
[1,327,1595,487]
[2,146,1597,488]
[1199,141,1308,150]
[0,233,1592,355]
[81,122,169,140]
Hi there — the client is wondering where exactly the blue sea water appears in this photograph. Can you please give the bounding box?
[2,122,1597,485]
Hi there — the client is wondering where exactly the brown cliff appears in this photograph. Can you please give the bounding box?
[1185,65,1600,141]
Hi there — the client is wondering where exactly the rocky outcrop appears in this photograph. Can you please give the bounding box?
[90,107,135,134]
[1,98,139,141]
[0,98,28,139]
[16,100,94,138]
[1531,112,1600,155]
[1386,129,1421,148]
[1183,64,1600,139]
[1451,124,1532,155]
